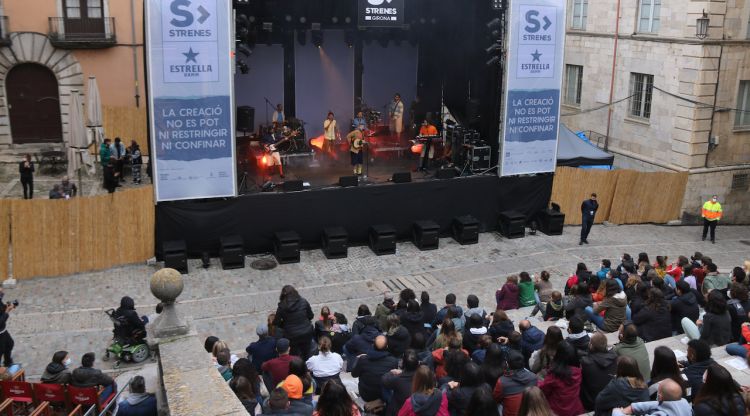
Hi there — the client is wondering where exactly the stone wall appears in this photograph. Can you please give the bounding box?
[681,167,750,224]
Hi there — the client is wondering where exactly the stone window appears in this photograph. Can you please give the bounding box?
[732,173,749,191]
[637,0,661,33]
[629,73,654,119]
[564,65,583,106]
[736,81,750,129]
[571,0,588,30]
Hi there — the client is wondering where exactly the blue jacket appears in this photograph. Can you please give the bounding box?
[597,267,610,281]
[581,199,599,221]
[246,336,277,372]
[116,393,158,416]
[520,326,544,363]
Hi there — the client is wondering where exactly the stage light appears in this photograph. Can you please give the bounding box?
[312,24,323,48]
[491,0,503,10]
[237,43,252,57]
[234,0,249,5]
[299,16,307,24]
[332,16,339,24]
[248,15,256,23]
[485,43,501,54]
[485,56,501,66]
[311,22,321,31]
[297,30,307,46]
[285,15,292,22]
[345,17,351,24]
[486,18,501,31]
[345,30,355,48]
[419,17,426,24]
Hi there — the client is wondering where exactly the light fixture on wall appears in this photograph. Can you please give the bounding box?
[696,10,709,39]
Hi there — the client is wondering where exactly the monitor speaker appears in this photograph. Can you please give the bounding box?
[237,106,255,132]
[283,180,304,192]
[392,172,412,183]
[339,176,358,187]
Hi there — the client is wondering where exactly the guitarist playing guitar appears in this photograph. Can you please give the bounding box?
[346,129,366,176]
[262,127,296,178]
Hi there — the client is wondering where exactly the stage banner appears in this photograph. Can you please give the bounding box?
[145,0,236,201]
[358,0,405,28]
[500,0,566,177]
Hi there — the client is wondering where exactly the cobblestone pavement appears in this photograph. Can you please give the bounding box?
[6,223,750,378]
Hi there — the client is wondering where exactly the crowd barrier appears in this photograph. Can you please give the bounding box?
[550,167,688,225]
[0,187,154,280]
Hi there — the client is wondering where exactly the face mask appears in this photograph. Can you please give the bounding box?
[64,358,72,367]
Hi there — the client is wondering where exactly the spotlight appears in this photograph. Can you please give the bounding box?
[312,31,323,48]
[485,43,501,54]
[486,18,501,31]
[263,22,273,32]
[237,43,252,57]
[299,16,307,24]
[285,15,292,22]
[234,0,249,5]
[332,16,339,24]
[237,59,249,74]
[311,22,321,31]
[345,17,352,24]
[491,0,503,10]
[344,30,355,48]
[485,56,501,66]
[297,30,307,46]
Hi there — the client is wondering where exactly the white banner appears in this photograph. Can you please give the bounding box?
[146,0,236,201]
[500,0,566,176]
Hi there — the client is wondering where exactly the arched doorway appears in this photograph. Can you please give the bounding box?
[7,63,63,143]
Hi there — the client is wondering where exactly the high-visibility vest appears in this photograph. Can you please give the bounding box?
[702,201,722,221]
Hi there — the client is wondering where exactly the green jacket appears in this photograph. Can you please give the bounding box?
[100,143,111,167]
[702,272,730,294]
[518,280,536,307]
[614,337,651,380]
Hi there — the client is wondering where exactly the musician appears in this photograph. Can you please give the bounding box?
[352,111,367,132]
[262,128,285,178]
[272,104,285,126]
[389,93,404,139]
[418,119,439,170]
[323,112,338,155]
[347,129,365,176]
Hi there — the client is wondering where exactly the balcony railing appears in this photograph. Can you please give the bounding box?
[48,16,116,48]
[0,16,10,46]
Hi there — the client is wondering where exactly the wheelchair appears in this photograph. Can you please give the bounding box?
[103,308,150,368]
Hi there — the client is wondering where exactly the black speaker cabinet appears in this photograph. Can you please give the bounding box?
[452,215,479,245]
[436,167,458,179]
[537,209,565,235]
[322,226,348,259]
[237,106,255,132]
[413,220,439,250]
[369,224,396,255]
[498,210,526,239]
[339,176,358,187]
[220,234,245,269]
[392,172,412,183]
[283,180,304,192]
[273,231,300,264]
[163,240,188,274]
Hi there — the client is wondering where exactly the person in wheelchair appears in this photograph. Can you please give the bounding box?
[112,296,147,345]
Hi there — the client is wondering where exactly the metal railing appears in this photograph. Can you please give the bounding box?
[81,377,133,416]
[585,130,608,149]
[0,16,10,46]
[48,16,116,47]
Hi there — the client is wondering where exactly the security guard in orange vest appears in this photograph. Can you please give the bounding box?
[701,195,723,243]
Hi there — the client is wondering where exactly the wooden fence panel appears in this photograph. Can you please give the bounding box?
[608,171,688,224]
[10,187,154,279]
[550,167,620,225]
[102,106,149,154]
[0,200,9,280]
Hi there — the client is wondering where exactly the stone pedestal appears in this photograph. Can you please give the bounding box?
[150,268,189,338]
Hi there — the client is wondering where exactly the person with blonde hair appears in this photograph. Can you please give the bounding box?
[517,386,554,416]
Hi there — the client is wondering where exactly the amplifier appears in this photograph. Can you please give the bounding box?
[470,146,491,171]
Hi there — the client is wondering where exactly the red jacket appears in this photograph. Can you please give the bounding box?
[398,391,449,416]
[538,366,585,416]
[431,348,469,380]
[496,283,519,310]
[740,325,750,352]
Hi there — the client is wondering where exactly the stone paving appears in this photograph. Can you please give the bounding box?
[4,223,749,378]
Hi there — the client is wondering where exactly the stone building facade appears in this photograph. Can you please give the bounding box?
[562,0,750,223]
[0,0,143,150]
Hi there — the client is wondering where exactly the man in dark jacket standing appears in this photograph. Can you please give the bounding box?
[352,335,399,403]
[382,349,419,416]
[115,375,157,416]
[19,154,34,199]
[670,281,700,334]
[580,333,617,411]
[580,193,598,245]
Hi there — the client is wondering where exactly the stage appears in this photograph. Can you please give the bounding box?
[155,173,554,257]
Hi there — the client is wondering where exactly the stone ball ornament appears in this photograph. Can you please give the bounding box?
[150,268,184,303]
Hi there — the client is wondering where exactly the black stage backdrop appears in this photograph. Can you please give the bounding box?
[155,174,553,257]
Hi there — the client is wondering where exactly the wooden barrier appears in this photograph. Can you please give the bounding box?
[102,106,149,154]
[550,167,687,225]
[9,187,154,280]
[0,200,8,280]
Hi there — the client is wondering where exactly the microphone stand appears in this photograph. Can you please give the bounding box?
[264,97,274,126]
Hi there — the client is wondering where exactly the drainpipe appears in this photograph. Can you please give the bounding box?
[604,0,621,152]
[705,42,722,168]
[131,0,140,107]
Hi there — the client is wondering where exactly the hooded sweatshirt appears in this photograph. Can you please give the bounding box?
[594,377,650,416]
[493,369,538,416]
[538,366,585,416]
[518,281,536,307]
[398,390,449,416]
[580,350,618,410]
[116,392,158,416]
[670,292,699,334]
[40,362,71,384]
[593,292,628,333]
[613,338,651,382]
[496,283,519,310]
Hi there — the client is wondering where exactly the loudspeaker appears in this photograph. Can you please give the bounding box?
[274,231,300,264]
[162,240,188,274]
[392,172,412,183]
[498,210,526,239]
[220,234,245,269]
[339,176,358,187]
[466,99,481,125]
[536,209,565,235]
[413,220,439,250]
[283,180,304,192]
[436,168,458,179]
[369,224,397,255]
[237,106,255,132]
[452,215,479,245]
[322,226,348,259]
